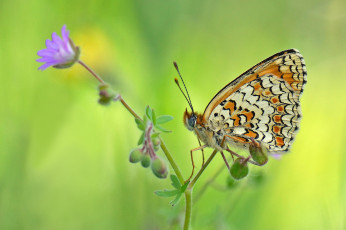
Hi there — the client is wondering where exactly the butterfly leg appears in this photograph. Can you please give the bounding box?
[221,135,261,166]
[225,147,261,166]
[186,145,207,183]
[197,138,205,166]
[220,151,231,170]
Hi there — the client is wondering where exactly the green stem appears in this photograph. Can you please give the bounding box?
[182,149,218,229]
[188,149,218,189]
[183,189,192,230]
[194,161,226,203]
[160,139,184,184]
[119,97,141,120]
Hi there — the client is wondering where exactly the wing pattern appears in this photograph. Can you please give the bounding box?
[207,49,306,153]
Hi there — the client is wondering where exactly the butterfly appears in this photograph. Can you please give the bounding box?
[174,49,307,179]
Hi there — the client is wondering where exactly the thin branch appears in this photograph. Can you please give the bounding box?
[78,60,105,84]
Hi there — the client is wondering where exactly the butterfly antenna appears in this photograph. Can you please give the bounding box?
[173,61,195,114]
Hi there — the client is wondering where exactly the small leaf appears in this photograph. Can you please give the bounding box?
[156,115,174,124]
[137,132,145,145]
[155,189,179,197]
[151,133,160,139]
[145,106,152,120]
[143,114,148,126]
[152,109,157,125]
[170,175,181,190]
[155,124,171,133]
[170,193,182,206]
[180,181,189,193]
[135,118,144,131]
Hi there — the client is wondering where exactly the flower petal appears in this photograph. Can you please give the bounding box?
[37,49,56,57]
[51,32,64,47]
[45,39,58,50]
[38,62,57,70]
[61,25,70,43]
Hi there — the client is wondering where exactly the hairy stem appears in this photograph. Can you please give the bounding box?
[182,149,218,229]
[183,189,192,230]
[160,139,185,184]
[118,97,141,120]
[78,60,105,84]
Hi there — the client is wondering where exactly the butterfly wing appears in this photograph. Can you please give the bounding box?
[204,49,307,153]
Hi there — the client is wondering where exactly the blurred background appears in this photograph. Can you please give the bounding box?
[0,0,345,229]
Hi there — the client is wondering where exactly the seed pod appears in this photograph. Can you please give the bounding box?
[129,149,143,163]
[230,158,249,180]
[141,154,151,168]
[249,143,268,166]
[151,157,168,179]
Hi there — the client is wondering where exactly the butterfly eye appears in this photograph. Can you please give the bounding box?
[187,115,197,130]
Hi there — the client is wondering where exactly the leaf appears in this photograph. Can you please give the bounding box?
[151,132,160,139]
[156,115,174,124]
[170,193,182,206]
[155,189,179,197]
[135,118,144,131]
[170,175,181,190]
[155,124,171,133]
[152,109,157,125]
[180,181,189,193]
[145,106,152,120]
[137,132,145,145]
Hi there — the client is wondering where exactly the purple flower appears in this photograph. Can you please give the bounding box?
[37,25,80,70]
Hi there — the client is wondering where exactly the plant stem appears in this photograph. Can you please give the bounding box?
[182,149,218,229]
[188,149,218,189]
[118,97,141,120]
[160,139,184,184]
[78,60,105,84]
[183,189,192,230]
[194,161,226,203]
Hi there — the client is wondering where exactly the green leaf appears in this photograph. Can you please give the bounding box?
[151,133,160,139]
[155,124,171,133]
[170,175,181,190]
[137,132,145,145]
[155,189,179,197]
[170,193,182,206]
[180,181,189,193]
[152,109,157,125]
[156,115,174,124]
[145,106,152,120]
[135,118,144,131]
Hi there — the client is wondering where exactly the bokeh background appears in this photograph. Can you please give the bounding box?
[0,0,345,229]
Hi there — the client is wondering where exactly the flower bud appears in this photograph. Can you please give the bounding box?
[129,149,143,163]
[141,154,151,168]
[151,157,168,179]
[98,84,116,106]
[153,145,160,151]
[230,158,249,180]
[152,136,161,146]
[249,142,268,166]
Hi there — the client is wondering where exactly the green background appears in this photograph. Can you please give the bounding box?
[0,0,345,229]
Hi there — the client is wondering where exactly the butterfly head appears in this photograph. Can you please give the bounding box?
[183,108,197,131]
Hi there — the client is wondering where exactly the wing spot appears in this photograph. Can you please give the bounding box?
[275,136,285,147]
[277,105,284,113]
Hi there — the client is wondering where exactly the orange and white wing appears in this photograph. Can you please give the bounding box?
[205,49,307,153]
